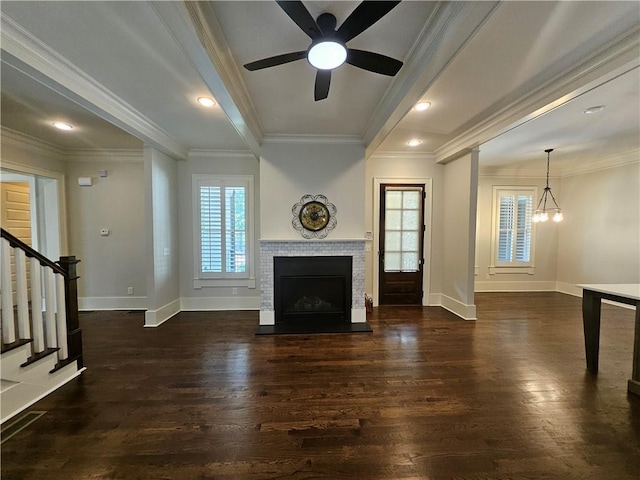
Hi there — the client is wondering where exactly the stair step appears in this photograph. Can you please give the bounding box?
[1,339,33,354]
[0,379,19,394]
[20,348,58,368]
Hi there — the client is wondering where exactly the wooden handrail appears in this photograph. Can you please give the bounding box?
[1,228,66,276]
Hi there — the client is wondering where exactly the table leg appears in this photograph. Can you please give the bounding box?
[628,302,640,396]
[582,290,601,372]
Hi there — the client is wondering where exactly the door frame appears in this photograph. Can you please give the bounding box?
[1,160,69,256]
[373,177,432,307]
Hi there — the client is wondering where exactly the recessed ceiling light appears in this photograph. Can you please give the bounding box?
[197,96,217,107]
[52,122,73,130]
[414,101,431,111]
[407,139,422,147]
[584,105,605,114]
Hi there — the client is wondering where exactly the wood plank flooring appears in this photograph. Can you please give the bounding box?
[2,292,639,479]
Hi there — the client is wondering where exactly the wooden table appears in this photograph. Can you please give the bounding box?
[578,284,640,396]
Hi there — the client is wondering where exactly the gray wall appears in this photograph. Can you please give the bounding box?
[441,151,478,319]
[66,157,146,308]
[144,147,180,325]
[557,161,640,291]
[177,151,260,309]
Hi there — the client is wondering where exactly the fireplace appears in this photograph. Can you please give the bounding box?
[274,256,351,325]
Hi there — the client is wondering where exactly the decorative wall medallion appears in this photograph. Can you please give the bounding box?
[292,194,337,239]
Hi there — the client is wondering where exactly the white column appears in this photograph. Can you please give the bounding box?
[1,238,16,344]
[43,267,57,349]
[30,258,45,353]
[14,248,31,340]
[55,273,68,360]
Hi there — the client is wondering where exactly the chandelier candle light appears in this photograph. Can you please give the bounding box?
[532,148,563,223]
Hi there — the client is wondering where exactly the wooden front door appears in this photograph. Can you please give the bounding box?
[378,184,425,305]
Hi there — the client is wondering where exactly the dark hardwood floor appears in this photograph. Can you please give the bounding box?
[2,292,639,479]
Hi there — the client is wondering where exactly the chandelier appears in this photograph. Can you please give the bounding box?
[532,148,563,223]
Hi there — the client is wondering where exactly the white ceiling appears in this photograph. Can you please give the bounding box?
[1,1,638,170]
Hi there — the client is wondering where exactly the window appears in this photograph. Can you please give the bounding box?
[193,175,255,287]
[491,187,536,272]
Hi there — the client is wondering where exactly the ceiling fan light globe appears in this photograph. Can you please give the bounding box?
[308,41,347,70]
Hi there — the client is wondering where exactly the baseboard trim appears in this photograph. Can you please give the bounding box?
[556,281,636,310]
[79,296,147,311]
[180,296,260,311]
[475,280,557,292]
[439,294,477,320]
[144,299,180,327]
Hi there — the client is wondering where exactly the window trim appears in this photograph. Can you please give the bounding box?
[192,174,256,289]
[490,186,537,274]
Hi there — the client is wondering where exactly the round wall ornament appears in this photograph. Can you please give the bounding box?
[292,194,337,239]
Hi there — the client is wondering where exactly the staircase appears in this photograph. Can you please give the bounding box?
[0,228,84,424]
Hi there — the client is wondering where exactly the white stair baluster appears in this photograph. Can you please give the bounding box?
[1,237,16,344]
[55,272,68,361]
[30,257,45,353]
[14,248,31,340]
[43,267,57,350]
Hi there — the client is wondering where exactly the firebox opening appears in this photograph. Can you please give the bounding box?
[274,256,352,325]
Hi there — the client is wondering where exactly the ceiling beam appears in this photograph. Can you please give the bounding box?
[1,15,189,161]
[363,1,500,158]
[150,1,263,159]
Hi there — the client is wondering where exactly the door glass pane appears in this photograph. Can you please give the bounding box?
[386,190,402,208]
[385,231,401,251]
[385,252,401,271]
[402,210,419,230]
[386,210,401,230]
[402,231,418,251]
[402,252,419,271]
[402,191,420,209]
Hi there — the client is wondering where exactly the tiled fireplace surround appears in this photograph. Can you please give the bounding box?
[259,240,366,325]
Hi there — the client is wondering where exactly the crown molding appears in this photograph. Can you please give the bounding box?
[368,151,437,162]
[64,149,144,163]
[151,1,262,158]
[560,148,640,178]
[436,26,640,163]
[262,134,364,146]
[1,14,188,161]
[1,127,65,158]
[363,1,500,158]
[188,149,256,160]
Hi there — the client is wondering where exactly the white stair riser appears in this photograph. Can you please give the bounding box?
[0,360,83,424]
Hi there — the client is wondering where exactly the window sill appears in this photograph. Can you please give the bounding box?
[489,266,535,275]
[193,278,256,289]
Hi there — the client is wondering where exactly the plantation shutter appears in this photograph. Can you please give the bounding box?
[498,194,515,262]
[496,190,534,266]
[199,181,248,276]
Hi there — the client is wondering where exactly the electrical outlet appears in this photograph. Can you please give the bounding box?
[232,288,238,295]
[127,287,134,295]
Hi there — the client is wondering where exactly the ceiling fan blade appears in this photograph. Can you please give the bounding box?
[346,49,403,76]
[314,70,331,101]
[336,1,401,43]
[244,51,307,71]
[276,1,322,39]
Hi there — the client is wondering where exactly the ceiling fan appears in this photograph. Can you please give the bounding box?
[243,1,404,101]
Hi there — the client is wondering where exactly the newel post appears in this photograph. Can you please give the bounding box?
[58,256,84,369]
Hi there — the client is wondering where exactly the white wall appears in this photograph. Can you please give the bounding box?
[260,141,365,239]
[66,156,146,309]
[475,175,559,291]
[365,153,444,303]
[144,147,180,326]
[177,151,260,310]
[441,150,478,319]
[557,161,640,293]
